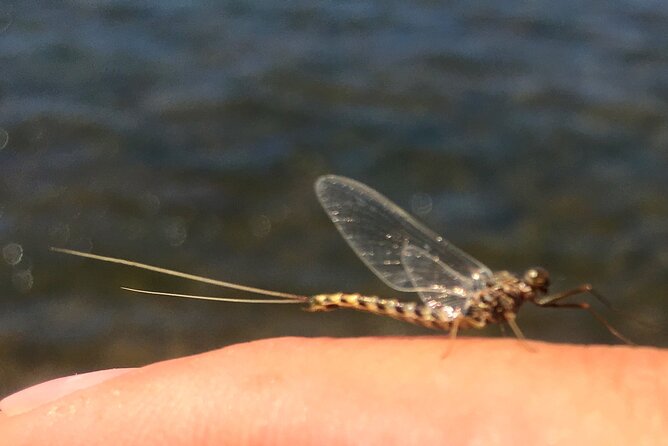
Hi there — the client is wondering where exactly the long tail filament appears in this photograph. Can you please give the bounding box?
[51,247,308,304]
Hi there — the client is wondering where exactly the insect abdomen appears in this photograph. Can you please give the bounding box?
[308,293,457,331]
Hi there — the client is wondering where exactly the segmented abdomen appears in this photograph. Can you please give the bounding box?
[308,293,460,331]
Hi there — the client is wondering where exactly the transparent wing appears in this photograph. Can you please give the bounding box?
[315,175,493,295]
[400,243,471,312]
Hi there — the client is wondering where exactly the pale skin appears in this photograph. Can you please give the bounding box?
[1,337,666,445]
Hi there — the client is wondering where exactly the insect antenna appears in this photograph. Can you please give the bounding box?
[50,247,308,303]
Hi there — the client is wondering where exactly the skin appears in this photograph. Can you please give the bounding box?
[0,337,666,445]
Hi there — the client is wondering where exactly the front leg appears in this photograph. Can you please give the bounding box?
[534,286,633,344]
[535,283,611,307]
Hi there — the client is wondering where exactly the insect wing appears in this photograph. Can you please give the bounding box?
[400,243,471,312]
[315,175,493,294]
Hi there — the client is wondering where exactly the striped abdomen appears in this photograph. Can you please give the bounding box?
[307,293,464,332]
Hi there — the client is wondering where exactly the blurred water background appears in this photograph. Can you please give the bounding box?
[1,1,667,395]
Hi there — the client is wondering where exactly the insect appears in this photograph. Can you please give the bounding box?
[52,175,631,343]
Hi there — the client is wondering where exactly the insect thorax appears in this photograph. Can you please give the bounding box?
[466,271,537,324]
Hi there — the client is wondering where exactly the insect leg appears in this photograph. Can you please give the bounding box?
[535,298,634,345]
[504,314,537,351]
[438,319,462,359]
[498,322,508,337]
[448,318,461,341]
[500,313,536,352]
[505,316,526,340]
[535,284,613,308]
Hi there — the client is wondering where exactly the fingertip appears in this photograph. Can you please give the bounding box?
[0,337,666,445]
[0,369,136,417]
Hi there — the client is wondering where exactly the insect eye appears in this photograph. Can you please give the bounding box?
[524,267,550,288]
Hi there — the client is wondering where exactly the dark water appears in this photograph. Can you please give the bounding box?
[1,1,667,394]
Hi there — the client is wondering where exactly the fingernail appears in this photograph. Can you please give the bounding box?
[0,368,135,416]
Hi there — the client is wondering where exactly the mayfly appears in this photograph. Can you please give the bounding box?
[52,175,630,343]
